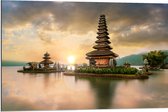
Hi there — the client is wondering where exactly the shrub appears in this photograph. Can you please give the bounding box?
[75,67,138,75]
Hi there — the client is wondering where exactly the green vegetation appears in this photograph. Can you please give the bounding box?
[76,66,138,75]
[143,50,167,67]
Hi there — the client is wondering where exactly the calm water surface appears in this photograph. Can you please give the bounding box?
[2,66,168,110]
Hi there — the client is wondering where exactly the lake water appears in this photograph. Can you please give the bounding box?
[2,66,168,110]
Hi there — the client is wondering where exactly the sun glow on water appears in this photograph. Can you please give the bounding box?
[67,65,75,71]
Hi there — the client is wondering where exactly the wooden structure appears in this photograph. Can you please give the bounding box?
[86,15,118,68]
[40,52,54,68]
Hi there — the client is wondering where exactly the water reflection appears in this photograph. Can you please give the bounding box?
[21,72,63,89]
[2,67,95,110]
[43,73,50,88]
[75,77,118,109]
[2,67,168,110]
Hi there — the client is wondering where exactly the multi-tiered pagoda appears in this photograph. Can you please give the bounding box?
[86,15,118,68]
[40,52,54,68]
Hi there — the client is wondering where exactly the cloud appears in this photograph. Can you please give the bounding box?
[2,1,168,62]
[110,23,168,47]
[3,2,168,34]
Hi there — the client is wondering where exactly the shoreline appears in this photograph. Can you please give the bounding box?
[64,72,149,79]
[17,70,62,73]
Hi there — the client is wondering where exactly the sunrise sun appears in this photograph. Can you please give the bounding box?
[67,55,76,64]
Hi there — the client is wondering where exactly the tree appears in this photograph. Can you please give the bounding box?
[143,50,167,68]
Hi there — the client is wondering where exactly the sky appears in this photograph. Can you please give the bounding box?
[2,1,168,64]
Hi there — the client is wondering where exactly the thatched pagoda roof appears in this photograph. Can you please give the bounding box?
[86,50,118,57]
[43,52,51,59]
[93,44,112,49]
[40,60,53,64]
[97,30,108,34]
[100,14,105,17]
[86,14,119,59]
[96,35,110,39]
[98,23,107,27]
[97,31,109,36]
[40,52,54,64]
[98,26,107,30]
[95,38,111,43]
[43,57,51,59]
[44,52,50,56]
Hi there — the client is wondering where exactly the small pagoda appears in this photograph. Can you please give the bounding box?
[40,52,54,68]
[86,15,118,68]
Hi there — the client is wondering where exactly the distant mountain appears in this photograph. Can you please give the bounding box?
[2,60,26,66]
[117,50,168,66]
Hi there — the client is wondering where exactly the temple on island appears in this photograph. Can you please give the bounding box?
[86,15,118,68]
[17,52,66,73]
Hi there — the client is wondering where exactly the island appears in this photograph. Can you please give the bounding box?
[64,15,149,79]
[17,52,63,73]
